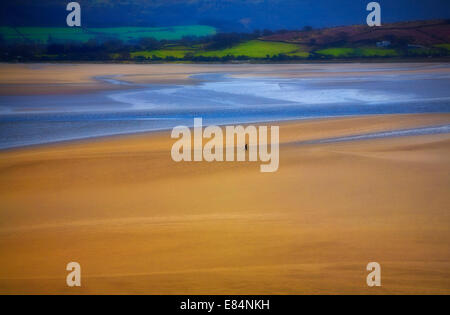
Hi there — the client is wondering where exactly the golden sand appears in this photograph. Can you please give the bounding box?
[0,114,449,294]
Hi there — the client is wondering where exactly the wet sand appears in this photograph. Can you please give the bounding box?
[1,63,449,95]
[0,114,449,294]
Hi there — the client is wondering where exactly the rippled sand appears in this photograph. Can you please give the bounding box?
[0,114,449,294]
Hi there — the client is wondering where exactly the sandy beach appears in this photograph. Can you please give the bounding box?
[0,63,449,294]
[1,62,449,95]
[0,113,449,294]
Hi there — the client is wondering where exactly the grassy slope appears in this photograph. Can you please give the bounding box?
[196,40,308,58]
[0,26,216,43]
[316,47,399,57]
[131,46,193,59]
[0,27,93,43]
[89,26,216,41]
[435,44,450,50]
[132,40,309,59]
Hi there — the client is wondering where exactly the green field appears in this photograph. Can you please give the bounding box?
[195,40,308,58]
[435,44,450,51]
[0,27,93,43]
[0,26,216,43]
[3,26,447,61]
[130,40,309,60]
[132,49,191,59]
[316,47,399,57]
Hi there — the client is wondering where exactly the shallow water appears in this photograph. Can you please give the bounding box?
[1,69,450,149]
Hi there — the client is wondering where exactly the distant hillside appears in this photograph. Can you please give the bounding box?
[0,25,216,44]
[1,19,449,62]
[262,19,450,47]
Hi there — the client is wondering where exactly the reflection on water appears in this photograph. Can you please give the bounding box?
[0,69,450,149]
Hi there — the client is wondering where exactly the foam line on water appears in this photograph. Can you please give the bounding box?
[293,124,450,146]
